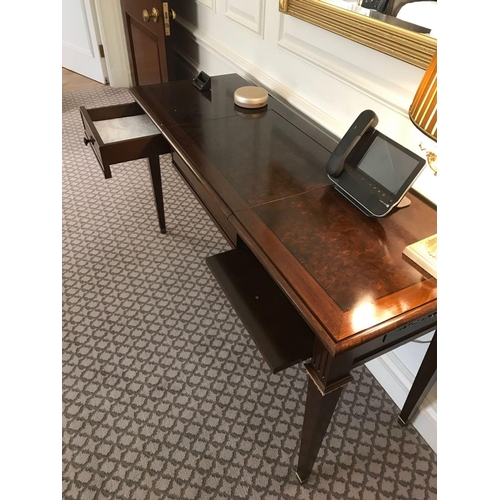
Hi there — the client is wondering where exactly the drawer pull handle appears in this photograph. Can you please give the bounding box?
[83,136,95,146]
[143,7,159,22]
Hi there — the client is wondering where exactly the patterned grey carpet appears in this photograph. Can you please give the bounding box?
[62,86,437,500]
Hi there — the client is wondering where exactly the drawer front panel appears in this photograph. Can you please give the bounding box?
[80,107,106,174]
[172,152,237,247]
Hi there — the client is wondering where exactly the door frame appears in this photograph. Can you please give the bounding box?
[94,0,133,88]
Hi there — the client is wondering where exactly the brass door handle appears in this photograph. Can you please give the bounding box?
[143,7,159,22]
[170,9,176,20]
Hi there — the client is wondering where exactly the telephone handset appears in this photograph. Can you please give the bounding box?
[326,110,378,178]
[325,109,427,218]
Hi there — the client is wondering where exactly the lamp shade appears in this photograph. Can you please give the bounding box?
[409,52,437,141]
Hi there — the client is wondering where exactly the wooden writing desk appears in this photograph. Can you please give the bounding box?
[130,74,437,482]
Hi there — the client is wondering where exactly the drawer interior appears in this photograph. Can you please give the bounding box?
[93,114,161,143]
[206,247,315,373]
[80,102,171,177]
[84,102,160,143]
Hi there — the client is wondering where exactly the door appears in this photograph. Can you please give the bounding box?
[62,0,108,83]
[121,0,190,85]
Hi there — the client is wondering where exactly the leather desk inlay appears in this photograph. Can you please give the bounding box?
[250,186,436,312]
[130,74,438,482]
[178,111,333,207]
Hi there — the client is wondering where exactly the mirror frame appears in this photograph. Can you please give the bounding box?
[278,0,436,69]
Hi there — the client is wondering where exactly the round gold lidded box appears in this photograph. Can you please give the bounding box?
[234,86,268,109]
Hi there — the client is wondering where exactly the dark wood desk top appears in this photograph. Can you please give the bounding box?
[131,74,437,356]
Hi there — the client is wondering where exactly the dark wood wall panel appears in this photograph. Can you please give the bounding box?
[129,20,162,86]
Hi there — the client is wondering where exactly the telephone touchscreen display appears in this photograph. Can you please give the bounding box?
[356,136,421,195]
[332,130,426,217]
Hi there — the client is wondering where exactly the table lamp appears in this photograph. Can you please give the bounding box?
[409,51,437,175]
[403,51,438,278]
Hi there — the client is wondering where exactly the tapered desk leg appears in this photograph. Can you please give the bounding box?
[296,340,354,483]
[103,162,112,179]
[148,155,167,234]
[398,331,437,426]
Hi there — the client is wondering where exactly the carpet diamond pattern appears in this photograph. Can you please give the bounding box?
[62,86,437,499]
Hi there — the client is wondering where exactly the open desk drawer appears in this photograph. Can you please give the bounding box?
[80,102,171,178]
[206,247,315,373]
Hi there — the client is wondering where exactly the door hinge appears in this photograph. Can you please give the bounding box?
[98,44,105,58]
[163,2,171,36]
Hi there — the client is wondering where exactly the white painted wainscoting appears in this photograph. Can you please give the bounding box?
[99,0,437,452]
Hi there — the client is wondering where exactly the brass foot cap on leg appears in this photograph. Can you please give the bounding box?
[397,416,408,427]
[295,471,310,484]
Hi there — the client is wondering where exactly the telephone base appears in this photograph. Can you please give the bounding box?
[397,196,411,209]
[333,185,412,218]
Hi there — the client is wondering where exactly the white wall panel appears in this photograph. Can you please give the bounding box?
[224,0,265,37]
[277,15,416,115]
[196,0,216,12]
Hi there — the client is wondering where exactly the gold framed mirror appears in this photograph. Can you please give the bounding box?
[278,0,436,69]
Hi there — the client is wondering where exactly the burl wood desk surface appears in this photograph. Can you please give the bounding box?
[131,74,437,357]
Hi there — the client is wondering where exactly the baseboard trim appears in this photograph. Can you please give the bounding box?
[366,352,437,453]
